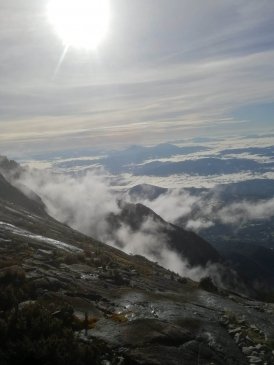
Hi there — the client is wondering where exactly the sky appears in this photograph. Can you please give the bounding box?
[0,0,274,156]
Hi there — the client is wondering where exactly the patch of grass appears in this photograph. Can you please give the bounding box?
[109,312,128,323]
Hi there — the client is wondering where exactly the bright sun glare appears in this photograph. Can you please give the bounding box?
[47,0,110,50]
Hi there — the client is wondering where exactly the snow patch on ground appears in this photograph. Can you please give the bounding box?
[0,221,82,253]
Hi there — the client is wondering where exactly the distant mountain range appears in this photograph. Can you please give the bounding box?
[55,143,210,173]
[131,157,273,176]
[52,143,274,177]
[219,145,274,157]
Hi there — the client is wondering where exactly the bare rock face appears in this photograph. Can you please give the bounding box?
[0,172,46,216]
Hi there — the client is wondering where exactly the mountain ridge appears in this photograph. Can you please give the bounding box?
[107,200,221,267]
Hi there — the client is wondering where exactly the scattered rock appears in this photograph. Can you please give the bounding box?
[247,355,262,364]
[242,346,253,355]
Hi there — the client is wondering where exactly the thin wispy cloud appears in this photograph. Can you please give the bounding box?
[0,0,274,153]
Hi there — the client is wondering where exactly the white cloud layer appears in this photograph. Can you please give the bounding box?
[12,167,230,284]
[132,188,274,231]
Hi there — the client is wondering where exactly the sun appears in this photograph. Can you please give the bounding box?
[47,0,110,50]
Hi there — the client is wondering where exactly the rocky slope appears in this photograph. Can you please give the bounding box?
[107,201,221,267]
[0,170,274,364]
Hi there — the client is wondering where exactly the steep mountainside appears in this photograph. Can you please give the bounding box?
[126,181,274,295]
[107,201,221,267]
[215,241,274,293]
[0,162,274,364]
[0,173,46,216]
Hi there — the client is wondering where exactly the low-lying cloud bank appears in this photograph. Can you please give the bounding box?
[12,167,273,291]
[133,188,274,231]
[15,168,215,281]
[216,199,274,225]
